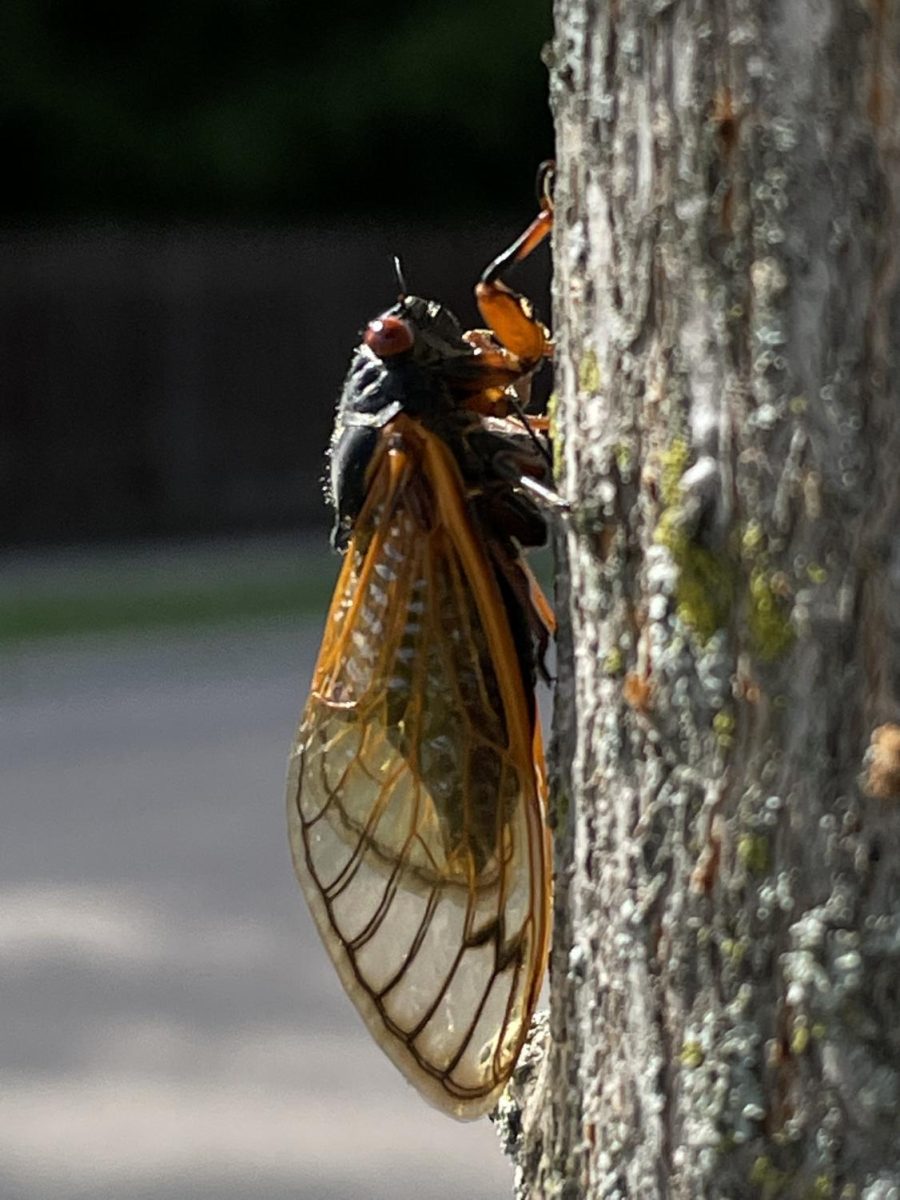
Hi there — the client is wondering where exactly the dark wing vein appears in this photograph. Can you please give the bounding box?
[286,423,549,1118]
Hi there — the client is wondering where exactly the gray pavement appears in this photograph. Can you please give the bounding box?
[0,618,512,1199]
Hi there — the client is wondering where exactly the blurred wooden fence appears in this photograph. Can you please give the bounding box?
[1,223,549,547]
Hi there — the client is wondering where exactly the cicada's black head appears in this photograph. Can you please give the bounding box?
[363,295,469,365]
[343,296,476,417]
[327,295,477,549]
[357,295,475,397]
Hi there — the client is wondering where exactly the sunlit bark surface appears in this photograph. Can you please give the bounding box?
[509,2,900,1197]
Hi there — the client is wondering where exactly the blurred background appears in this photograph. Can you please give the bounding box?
[1,1,553,1197]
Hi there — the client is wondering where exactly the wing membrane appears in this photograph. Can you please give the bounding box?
[287,417,550,1119]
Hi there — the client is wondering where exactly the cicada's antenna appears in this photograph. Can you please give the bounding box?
[392,255,408,298]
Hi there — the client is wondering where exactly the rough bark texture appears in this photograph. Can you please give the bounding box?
[512,2,900,1197]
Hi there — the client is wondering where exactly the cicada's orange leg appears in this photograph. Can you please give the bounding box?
[474,161,554,368]
[460,164,566,512]
[452,163,554,422]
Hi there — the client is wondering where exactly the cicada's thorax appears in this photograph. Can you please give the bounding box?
[326,292,551,711]
[329,296,490,548]
[329,298,550,542]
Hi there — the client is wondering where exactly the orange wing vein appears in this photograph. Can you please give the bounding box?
[286,415,551,1119]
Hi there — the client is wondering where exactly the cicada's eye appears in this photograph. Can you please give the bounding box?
[364,315,414,358]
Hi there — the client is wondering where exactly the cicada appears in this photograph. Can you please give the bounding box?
[287,174,555,1119]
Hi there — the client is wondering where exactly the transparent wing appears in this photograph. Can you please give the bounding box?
[287,419,550,1119]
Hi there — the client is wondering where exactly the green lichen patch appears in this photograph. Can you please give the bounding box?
[738,833,771,874]
[656,512,738,641]
[613,441,634,477]
[806,562,827,585]
[652,442,797,657]
[660,436,690,506]
[680,1040,706,1069]
[750,1154,789,1198]
[546,390,564,481]
[740,519,795,661]
[807,1178,834,1200]
[749,1157,835,1200]
[652,438,737,642]
[713,710,736,748]
[742,519,766,557]
[721,936,748,964]
[748,567,794,661]
[578,348,601,394]
[790,1020,810,1055]
[602,646,625,675]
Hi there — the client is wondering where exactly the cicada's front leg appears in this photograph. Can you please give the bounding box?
[456,162,554,414]
[458,164,566,514]
[476,165,554,365]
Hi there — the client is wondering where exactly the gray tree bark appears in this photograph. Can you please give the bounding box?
[507,2,900,1197]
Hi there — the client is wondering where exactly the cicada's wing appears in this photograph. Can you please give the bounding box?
[287,418,550,1119]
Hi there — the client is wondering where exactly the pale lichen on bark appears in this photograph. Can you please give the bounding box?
[512,2,900,1197]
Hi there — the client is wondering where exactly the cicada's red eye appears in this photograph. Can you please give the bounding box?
[364,315,414,358]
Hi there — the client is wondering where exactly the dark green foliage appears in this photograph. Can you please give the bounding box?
[1,0,553,222]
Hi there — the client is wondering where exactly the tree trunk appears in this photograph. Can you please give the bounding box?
[511,2,900,1197]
